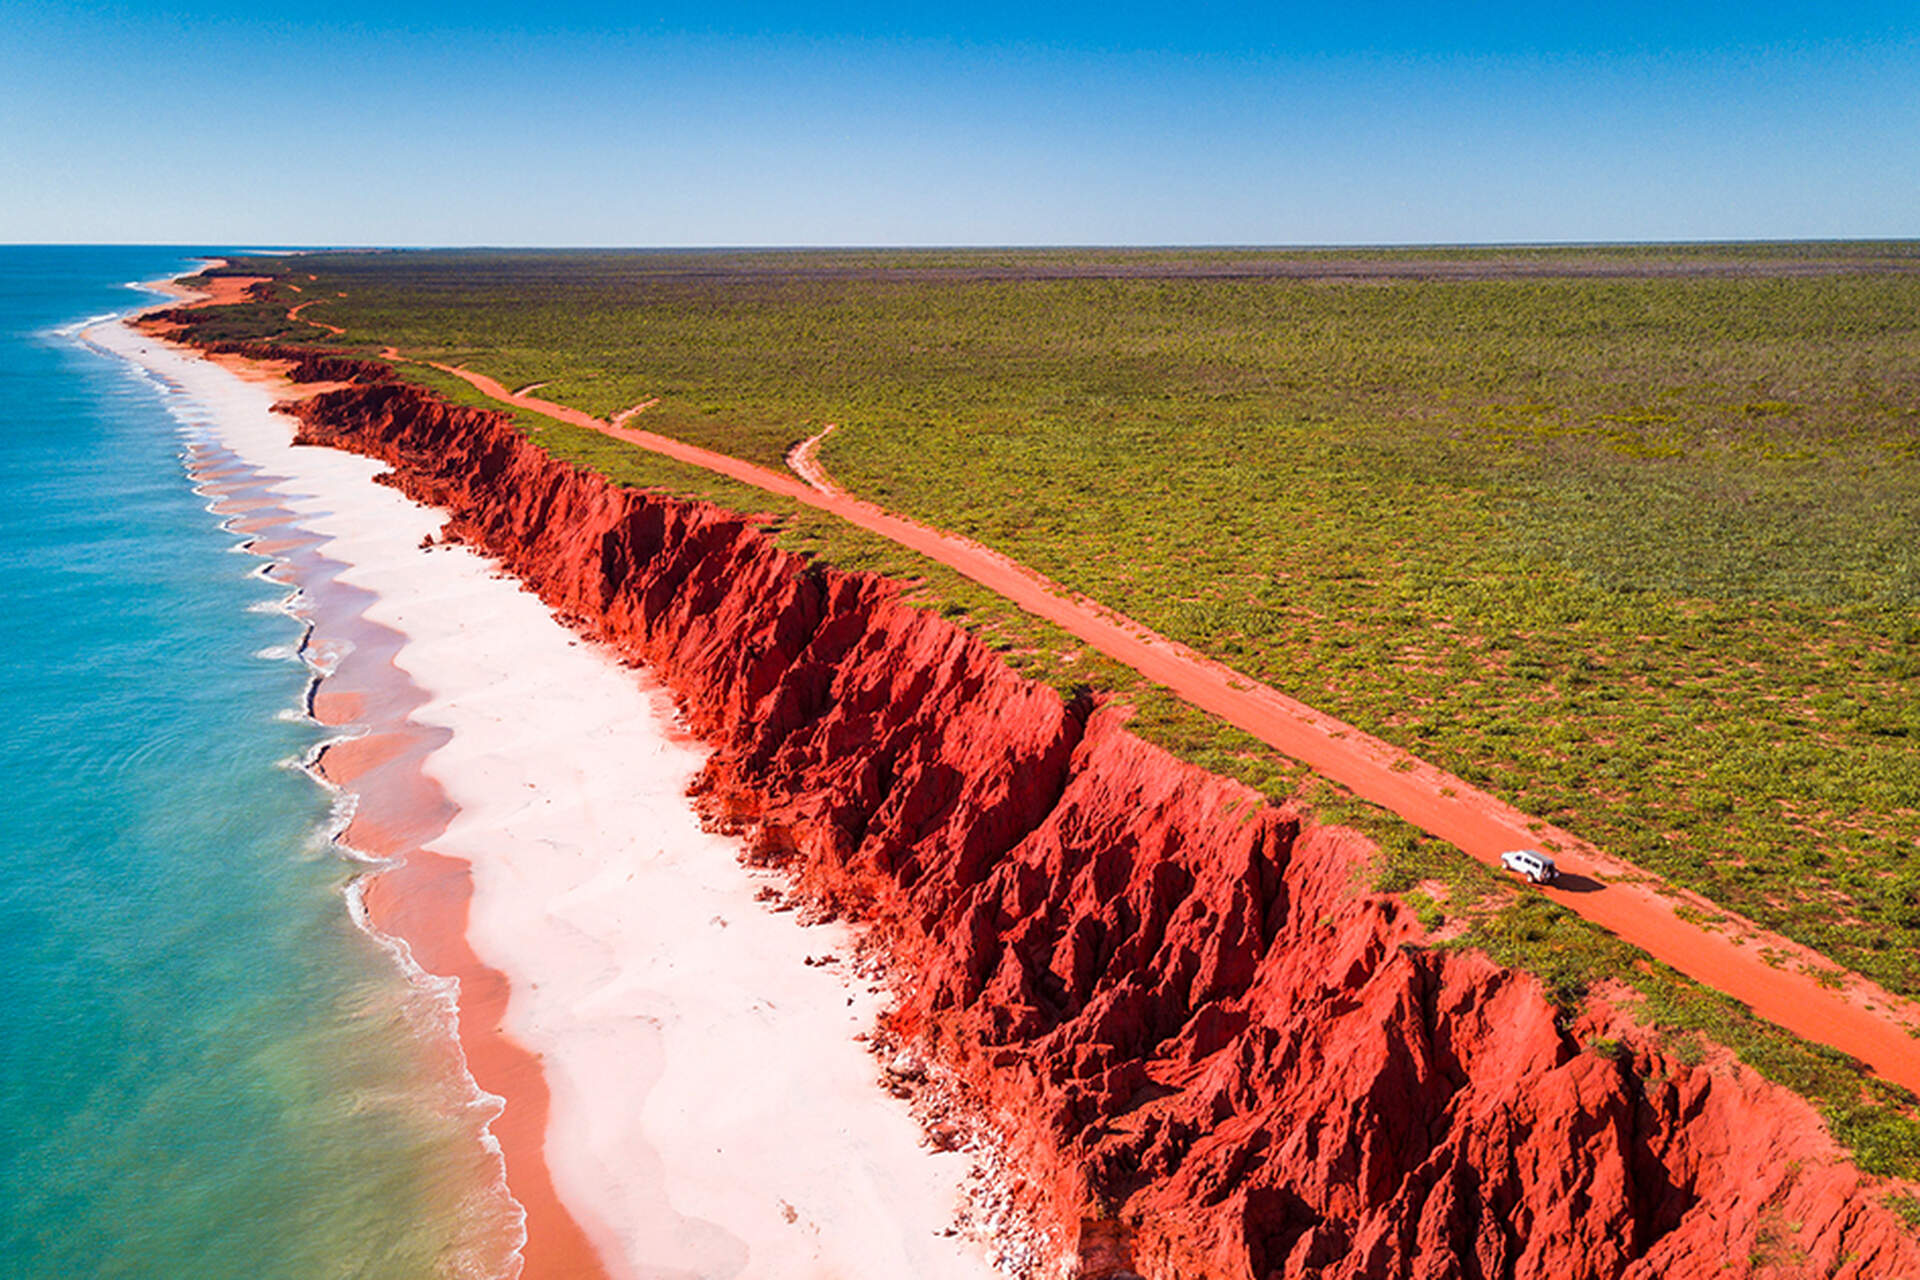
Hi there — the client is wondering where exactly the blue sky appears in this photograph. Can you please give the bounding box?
[2,2,1915,245]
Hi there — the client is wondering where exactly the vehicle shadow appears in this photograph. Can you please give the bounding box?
[1548,873,1605,894]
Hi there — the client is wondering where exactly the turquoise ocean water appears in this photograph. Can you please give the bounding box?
[0,248,507,1278]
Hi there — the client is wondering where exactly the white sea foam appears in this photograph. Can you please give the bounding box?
[52,311,126,338]
[343,870,527,1279]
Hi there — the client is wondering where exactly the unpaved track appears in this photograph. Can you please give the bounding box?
[610,398,659,429]
[288,300,345,336]
[397,361,1920,1093]
[788,424,840,496]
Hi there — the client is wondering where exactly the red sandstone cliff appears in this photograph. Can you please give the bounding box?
[277,370,1917,1280]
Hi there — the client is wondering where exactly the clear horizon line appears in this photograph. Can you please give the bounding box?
[7,237,1919,253]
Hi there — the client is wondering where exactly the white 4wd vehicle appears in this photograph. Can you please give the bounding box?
[1500,849,1558,884]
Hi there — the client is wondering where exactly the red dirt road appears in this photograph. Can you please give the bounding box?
[288,299,346,336]
[420,362,1920,1094]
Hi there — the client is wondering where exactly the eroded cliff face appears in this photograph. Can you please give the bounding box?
[280,371,1917,1280]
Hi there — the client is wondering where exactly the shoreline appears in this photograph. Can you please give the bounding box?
[176,425,584,1279]
[90,312,1000,1279]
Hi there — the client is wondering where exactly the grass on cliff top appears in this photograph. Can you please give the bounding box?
[210,247,1920,1005]
[175,252,1920,1183]
[401,361,1152,695]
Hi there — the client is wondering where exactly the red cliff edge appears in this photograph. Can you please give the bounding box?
[281,371,1918,1280]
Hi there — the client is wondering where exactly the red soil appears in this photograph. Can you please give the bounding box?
[184,434,608,1280]
[273,372,1920,1280]
[148,269,271,308]
[420,363,1920,1098]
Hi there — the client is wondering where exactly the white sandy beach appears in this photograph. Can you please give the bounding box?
[91,318,999,1280]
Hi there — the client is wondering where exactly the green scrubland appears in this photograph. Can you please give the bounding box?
[178,244,1920,1184]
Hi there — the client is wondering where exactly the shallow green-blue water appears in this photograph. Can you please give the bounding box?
[0,247,509,1278]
